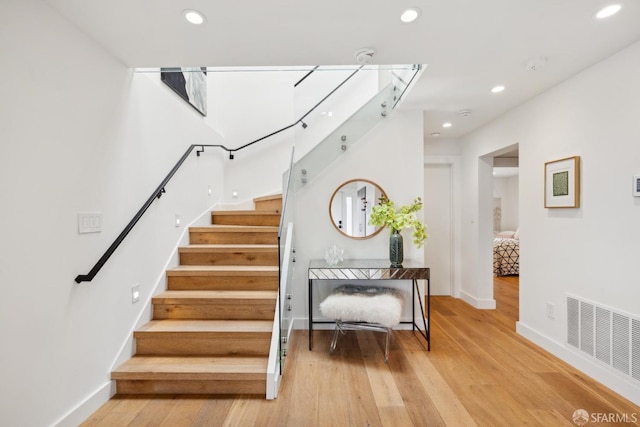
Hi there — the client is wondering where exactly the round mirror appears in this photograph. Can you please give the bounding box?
[329,179,387,239]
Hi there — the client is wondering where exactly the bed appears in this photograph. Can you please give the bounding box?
[493,230,519,276]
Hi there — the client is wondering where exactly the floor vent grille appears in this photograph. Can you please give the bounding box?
[567,295,640,382]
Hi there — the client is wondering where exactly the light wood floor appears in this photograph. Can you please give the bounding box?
[82,276,640,426]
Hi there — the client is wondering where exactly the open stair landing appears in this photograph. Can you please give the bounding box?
[112,194,282,396]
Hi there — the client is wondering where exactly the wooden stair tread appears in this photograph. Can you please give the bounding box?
[137,319,273,333]
[190,225,278,232]
[111,194,282,396]
[253,194,282,203]
[153,290,277,301]
[179,244,278,250]
[167,265,279,275]
[112,356,268,380]
[211,211,280,216]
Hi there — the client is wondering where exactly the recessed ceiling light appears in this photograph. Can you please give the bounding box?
[400,8,421,23]
[184,10,206,25]
[442,122,452,128]
[594,4,622,19]
[491,85,505,93]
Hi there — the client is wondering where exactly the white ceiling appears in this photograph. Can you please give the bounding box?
[45,0,640,139]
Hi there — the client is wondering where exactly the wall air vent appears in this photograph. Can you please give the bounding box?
[567,295,640,383]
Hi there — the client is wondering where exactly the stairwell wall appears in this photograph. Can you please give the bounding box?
[291,110,425,328]
[205,68,378,206]
[0,1,226,426]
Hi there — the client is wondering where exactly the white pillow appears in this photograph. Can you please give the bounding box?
[514,228,520,240]
[496,230,515,238]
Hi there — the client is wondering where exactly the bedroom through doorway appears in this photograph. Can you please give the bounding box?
[491,146,520,315]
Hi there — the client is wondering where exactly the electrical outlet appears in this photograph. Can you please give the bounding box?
[546,302,555,319]
[132,284,140,304]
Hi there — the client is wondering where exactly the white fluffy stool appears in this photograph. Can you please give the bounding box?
[319,284,404,363]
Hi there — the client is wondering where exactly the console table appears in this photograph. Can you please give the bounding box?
[308,259,430,351]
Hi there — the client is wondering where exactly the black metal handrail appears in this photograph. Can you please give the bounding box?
[75,144,223,283]
[226,65,362,158]
[294,65,319,87]
[74,66,363,283]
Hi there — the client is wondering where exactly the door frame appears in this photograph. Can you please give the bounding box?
[424,156,462,298]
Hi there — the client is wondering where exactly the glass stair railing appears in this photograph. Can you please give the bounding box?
[267,146,296,399]
[270,65,422,392]
[291,64,422,190]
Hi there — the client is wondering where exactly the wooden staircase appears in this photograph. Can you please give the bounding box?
[111,194,282,395]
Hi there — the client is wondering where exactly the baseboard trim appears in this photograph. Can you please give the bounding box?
[53,381,115,427]
[459,290,496,309]
[516,321,640,406]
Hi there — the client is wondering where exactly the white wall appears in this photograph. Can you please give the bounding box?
[204,64,386,232]
[460,41,640,404]
[424,137,462,156]
[0,2,226,426]
[292,110,425,326]
[493,175,519,231]
[206,70,297,202]
[207,68,378,205]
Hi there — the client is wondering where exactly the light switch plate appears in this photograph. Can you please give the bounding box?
[633,175,640,197]
[78,212,102,234]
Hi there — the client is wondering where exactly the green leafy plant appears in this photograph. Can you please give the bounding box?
[369,196,428,248]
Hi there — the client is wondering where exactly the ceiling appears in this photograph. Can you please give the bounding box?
[45,0,640,139]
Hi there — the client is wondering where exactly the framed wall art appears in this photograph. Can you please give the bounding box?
[544,156,580,208]
[160,67,207,116]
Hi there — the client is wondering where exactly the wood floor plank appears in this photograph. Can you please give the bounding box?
[284,332,322,427]
[402,343,476,426]
[378,406,415,427]
[156,398,205,427]
[457,384,538,427]
[356,331,405,407]
[317,338,352,426]
[83,276,640,427]
[528,408,575,427]
[191,397,235,427]
[335,332,385,427]
[388,348,448,426]
[80,396,150,426]
[220,397,261,427]
[253,335,300,426]
[127,396,180,427]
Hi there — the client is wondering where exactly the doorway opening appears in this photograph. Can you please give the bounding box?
[490,146,520,316]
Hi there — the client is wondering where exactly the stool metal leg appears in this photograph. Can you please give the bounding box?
[329,323,341,353]
[384,328,392,363]
[329,321,394,362]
